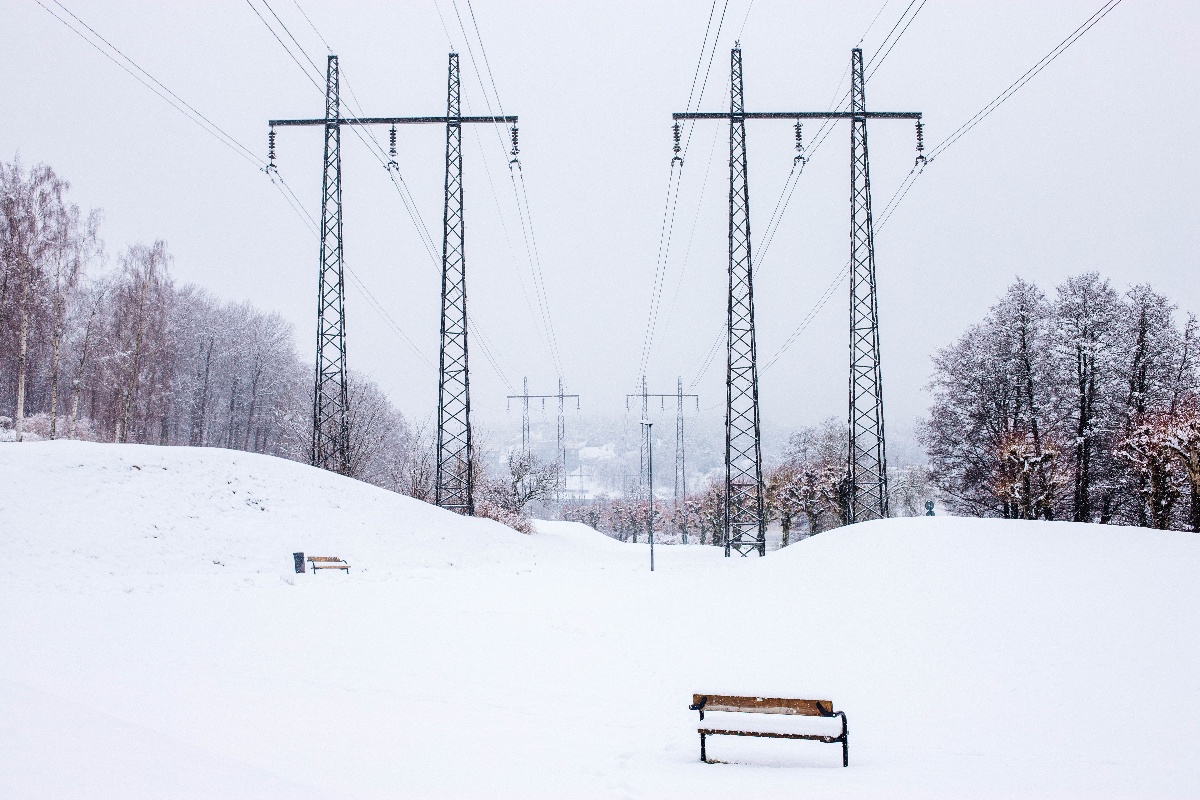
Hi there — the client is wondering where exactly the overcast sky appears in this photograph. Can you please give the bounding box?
[5,0,1198,453]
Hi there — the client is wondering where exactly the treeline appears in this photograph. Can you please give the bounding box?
[563,418,934,546]
[1,155,572,533]
[923,274,1200,530]
[0,156,430,498]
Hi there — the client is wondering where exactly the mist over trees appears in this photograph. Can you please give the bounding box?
[1,156,569,533]
[564,417,936,547]
[12,157,1200,537]
[923,274,1200,530]
[0,157,432,499]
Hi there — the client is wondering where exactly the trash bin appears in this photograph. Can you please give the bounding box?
[293,552,305,573]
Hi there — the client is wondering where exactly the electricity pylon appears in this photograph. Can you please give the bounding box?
[269,53,516,504]
[627,379,699,542]
[672,45,922,547]
[507,377,580,466]
[847,47,891,523]
[436,52,472,515]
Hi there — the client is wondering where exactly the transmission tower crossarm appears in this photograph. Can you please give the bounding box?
[672,111,921,120]
[507,393,580,401]
[672,46,923,535]
[506,382,580,458]
[269,115,517,127]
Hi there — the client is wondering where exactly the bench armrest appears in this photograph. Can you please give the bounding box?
[688,696,707,720]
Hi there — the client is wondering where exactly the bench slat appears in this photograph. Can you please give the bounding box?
[307,556,346,563]
[693,694,833,717]
[311,564,350,570]
[699,728,842,743]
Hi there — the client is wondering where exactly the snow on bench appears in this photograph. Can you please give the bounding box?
[307,556,350,573]
[688,694,849,766]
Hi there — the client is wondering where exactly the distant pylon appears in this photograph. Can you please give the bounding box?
[847,47,889,522]
[675,377,688,544]
[724,44,766,557]
[639,375,649,499]
[507,377,579,462]
[626,380,699,541]
[522,376,531,452]
[311,54,350,474]
[556,376,567,470]
[435,52,473,514]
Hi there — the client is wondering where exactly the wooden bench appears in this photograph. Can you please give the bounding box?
[307,556,350,573]
[688,694,848,766]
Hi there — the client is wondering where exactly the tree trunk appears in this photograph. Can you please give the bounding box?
[49,306,62,438]
[243,365,261,451]
[1073,344,1096,522]
[122,272,151,444]
[15,263,30,441]
[1191,481,1200,534]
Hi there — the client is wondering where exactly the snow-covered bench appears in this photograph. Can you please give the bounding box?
[307,556,350,573]
[688,694,848,766]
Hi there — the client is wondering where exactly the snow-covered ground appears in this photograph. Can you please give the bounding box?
[2,441,1199,798]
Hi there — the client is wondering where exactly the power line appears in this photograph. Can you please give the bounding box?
[428,0,565,382]
[261,0,323,76]
[759,0,1127,374]
[680,0,928,390]
[927,0,1125,161]
[37,0,438,374]
[451,0,566,381]
[635,0,730,387]
[36,0,265,170]
[264,156,438,371]
[249,1,523,389]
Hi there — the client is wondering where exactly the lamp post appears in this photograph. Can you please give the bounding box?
[641,418,654,572]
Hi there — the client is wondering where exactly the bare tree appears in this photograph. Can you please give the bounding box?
[0,159,68,439]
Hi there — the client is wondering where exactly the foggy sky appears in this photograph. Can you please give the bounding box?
[5,0,1197,455]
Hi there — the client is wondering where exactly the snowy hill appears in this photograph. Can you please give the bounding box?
[2,441,1199,798]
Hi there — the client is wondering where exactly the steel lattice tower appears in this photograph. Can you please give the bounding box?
[269,53,515,491]
[724,45,766,557]
[520,377,531,452]
[311,55,350,474]
[626,379,697,536]
[674,377,693,544]
[671,46,920,538]
[639,375,649,500]
[435,52,473,514]
[847,48,889,522]
[508,377,578,467]
[556,377,567,470]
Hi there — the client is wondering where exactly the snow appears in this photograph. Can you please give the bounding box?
[3,440,1199,798]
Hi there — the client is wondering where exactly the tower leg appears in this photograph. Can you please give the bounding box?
[435,52,473,514]
[847,47,889,523]
[724,44,766,557]
[676,376,687,544]
[312,54,350,475]
[557,377,566,500]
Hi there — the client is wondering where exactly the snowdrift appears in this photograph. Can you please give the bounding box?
[2,441,1199,799]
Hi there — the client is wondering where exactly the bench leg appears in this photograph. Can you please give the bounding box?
[842,736,848,767]
[700,733,706,763]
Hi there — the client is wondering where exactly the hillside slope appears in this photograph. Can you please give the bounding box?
[2,441,1198,799]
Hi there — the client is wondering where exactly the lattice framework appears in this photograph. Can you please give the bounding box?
[436,52,473,513]
[311,55,350,474]
[847,47,889,522]
[724,45,767,557]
